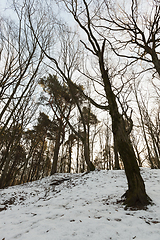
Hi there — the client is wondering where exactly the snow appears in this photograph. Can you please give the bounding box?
[0,168,160,240]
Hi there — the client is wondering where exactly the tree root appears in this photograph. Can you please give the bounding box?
[121,190,153,210]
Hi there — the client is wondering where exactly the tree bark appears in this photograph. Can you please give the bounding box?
[50,129,62,175]
[76,136,80,173]
[83,139,95,171]
[113,135,120,170]
[67,145,71,173]
[101,67,151,208]
[114,117,151,207]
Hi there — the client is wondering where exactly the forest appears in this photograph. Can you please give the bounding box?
[0,0,160,208]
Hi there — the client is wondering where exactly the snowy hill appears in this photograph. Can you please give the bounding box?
[0,168,160,240]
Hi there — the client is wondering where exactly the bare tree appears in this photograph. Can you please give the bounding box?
[103,0,160,77]
[52,0,151,208]
[141,103,160,168]
[0,3,46,136]
[0,1,52,188]
[19,0,152,207]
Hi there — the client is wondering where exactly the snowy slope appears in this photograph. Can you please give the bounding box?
[0,168,160,240]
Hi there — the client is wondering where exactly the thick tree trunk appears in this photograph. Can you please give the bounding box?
[114,118,151,208]
[101,67,151,208]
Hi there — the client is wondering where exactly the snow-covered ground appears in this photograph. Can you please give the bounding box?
[0,168,160,240]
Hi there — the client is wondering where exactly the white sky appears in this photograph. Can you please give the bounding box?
[0,0,10,15]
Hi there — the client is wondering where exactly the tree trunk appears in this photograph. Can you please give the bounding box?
[0,145,13,188]
[134,144,142,167]
[68,143,72,173]
[80,144,85,173]
[50,130,61,175]
[114,135,120,170]
[134,87,155,169]
[35,138,45,179]
[76,136,80,173]
[83,139,95,171]
[114,117,151,207]
[101,67,151,208]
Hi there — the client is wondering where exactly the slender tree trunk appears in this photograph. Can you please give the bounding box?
[27,150,37,182]
[35,138,45,179]
[134,89,154,169]
[0,145,14,188]
[83,138,95,171]
[76,136,80,173]
[0,141,12,172]
[68,142,72,173]
[30,166,36,181]
[50,130,61,175]
[80,144,85,173]
[133,144,142,167]
[108,147,112,170]
[147,126,160,169]
[20,152,33,184]
[113,135,120,170]
[4,158,18,187]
